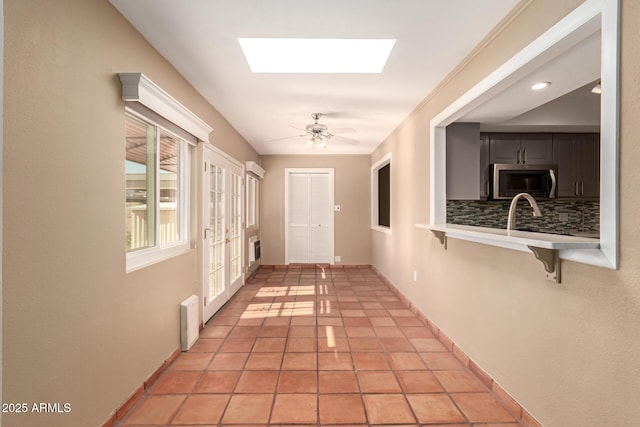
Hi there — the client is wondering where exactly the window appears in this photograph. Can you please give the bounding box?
[119,73,211,272]
[371,153,391,233]
[246,173,259,229]
[125,112,191,270]
[428,0,619,270]
[378,164,391,227]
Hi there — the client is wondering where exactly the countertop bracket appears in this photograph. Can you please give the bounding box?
[528,246,561,283]
[431,230,447,249]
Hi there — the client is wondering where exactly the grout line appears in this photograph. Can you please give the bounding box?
[114,265,529,426]
[371,264,531,426]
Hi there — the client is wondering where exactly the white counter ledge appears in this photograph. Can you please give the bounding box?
[415,223,600,283]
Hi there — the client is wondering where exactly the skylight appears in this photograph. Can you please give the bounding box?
[238,38,396,73]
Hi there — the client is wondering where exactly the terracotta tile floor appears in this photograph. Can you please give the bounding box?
[119,265,521,426]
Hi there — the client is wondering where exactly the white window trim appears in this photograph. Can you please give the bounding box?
[245,173,259,231]
[371,153,392,234]
[125,109,192,273]
[428,0,619,269]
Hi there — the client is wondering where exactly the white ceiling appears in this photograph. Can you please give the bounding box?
[109,0,520,155]
[461,29,601,132]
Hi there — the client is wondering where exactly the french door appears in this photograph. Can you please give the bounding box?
[200,144,244,323]
[285,168,334,264]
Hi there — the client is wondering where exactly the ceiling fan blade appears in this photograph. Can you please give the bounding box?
[320,112,357,119]
[327,127,357,134]
[267,134,307,143]
[330,134,360,145]
[289,124,308,132]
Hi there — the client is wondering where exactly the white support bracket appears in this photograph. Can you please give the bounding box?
[528,246,561,283]
[431,230,447,249]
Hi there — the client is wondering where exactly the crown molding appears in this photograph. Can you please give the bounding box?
[118,73,213,142]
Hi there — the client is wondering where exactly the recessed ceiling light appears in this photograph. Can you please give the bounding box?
[238,38,396,73]
[531,81,551,91]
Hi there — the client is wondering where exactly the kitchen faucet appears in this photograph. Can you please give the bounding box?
[507,192,542,231]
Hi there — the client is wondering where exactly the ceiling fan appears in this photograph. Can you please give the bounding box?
[270,113,359,148]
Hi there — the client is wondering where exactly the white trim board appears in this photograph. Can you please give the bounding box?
[119,73,213,142]
[429,0,619,269]
[246,161,265,179]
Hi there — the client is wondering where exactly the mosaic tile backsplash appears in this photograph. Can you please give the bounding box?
[446,200,599,235]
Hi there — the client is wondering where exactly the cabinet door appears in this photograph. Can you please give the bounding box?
[577,133,600,198]
[553,133,600,199]
[446,123,481,200]
[521,133,553,164]
[553,134,578,198]
[480,133,490,198]
[489,134,521,164]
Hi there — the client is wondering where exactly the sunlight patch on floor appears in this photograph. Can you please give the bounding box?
[240,301,315,319]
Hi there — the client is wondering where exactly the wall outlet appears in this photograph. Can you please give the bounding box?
[334,255,341,262]
[413,270,417,282]
[559,212,569,222]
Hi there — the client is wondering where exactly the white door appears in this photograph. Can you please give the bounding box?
[228,165,244,296]
[200,144,244,323]
[285,168,334,264]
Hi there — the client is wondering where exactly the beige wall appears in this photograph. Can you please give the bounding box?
[371,0,640,425]
[261,155,371,265]
[3,0,258,426]
[5,0,639,426]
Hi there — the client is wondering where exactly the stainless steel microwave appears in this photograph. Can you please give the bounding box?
[491,163,557,200]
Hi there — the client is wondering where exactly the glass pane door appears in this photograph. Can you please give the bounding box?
[229,168,243,294]
[209,162,225,301]
[202,147,229,322]
[201,146,245,322]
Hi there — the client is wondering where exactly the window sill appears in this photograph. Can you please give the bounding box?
[126,242,192,273]
[419,223,600,250]
[371,225,392,235]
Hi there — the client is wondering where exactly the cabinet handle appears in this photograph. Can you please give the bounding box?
[575,181,579,196]
[516,149,521,164]
[581,181,584,196]
[522,149,526,164]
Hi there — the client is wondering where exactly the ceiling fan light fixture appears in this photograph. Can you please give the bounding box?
[270,112,359,148]
[238,38,396,73]
[308,135,326,149]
